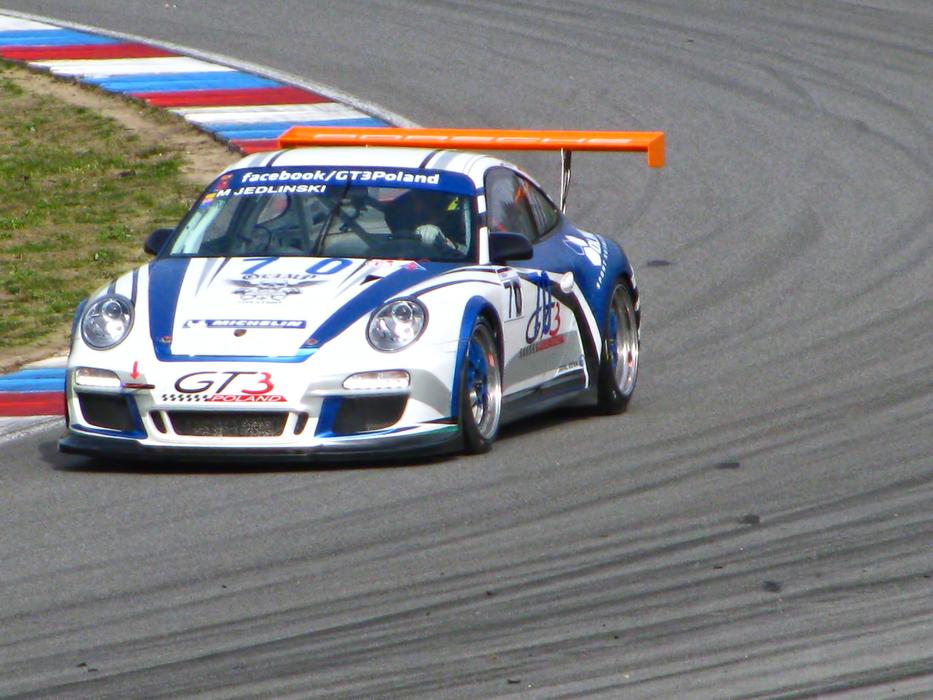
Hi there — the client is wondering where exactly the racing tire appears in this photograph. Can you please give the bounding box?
[597,281,639,414]
[459,317,502,454]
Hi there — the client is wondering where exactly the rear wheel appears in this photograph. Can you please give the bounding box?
[459,318,502,454]
[597,281,639,414]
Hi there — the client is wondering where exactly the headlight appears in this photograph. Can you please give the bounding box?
[367,299,427,352]
[81,295,134,349]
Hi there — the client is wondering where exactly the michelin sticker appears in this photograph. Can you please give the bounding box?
[184,319,307,329]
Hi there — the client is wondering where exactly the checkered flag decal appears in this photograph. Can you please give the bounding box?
[160,393,207,402]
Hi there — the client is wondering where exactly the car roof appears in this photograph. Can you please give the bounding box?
[224,146,515,189]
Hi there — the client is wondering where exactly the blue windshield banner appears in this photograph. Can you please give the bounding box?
[211,167,476,197]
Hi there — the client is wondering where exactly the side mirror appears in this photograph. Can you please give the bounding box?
[488,232,533,264]
[144,228,174,256]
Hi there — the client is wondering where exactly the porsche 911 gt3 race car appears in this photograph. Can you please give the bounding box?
[59,127,664,461]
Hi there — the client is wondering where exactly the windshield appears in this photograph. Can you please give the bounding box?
[168,166,477,262]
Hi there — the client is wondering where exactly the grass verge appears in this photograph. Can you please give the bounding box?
[0,61,234,370]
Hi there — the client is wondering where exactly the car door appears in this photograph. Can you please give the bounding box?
[484,167,586,397]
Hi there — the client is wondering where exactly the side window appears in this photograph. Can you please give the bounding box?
[522,178,560,235]
[485,167,538,241]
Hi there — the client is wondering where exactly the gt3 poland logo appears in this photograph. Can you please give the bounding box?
[162,371,286,402]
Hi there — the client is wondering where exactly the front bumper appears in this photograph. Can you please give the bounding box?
[62,350,461,463]
[59,423,462,464]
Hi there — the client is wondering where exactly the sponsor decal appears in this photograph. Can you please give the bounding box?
[163,370,285,402]
[557,356,585,373]
[518,333,566,358]
[564,232,608,288]
[213,173,233,192]
[231,184,326,197]
[524,274,561,344]
[160,393,286,403]
[215,166,476,196]
[230,257,354,303]
[368,259,425,272]
[231,276,318,304]
[183,319,307,329]
[239,169,441,186]
[200,175,236,208]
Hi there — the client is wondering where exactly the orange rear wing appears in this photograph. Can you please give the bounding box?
[278,126,664,211]
[278,126,665,168]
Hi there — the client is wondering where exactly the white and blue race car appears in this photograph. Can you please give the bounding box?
[59,127,664,461]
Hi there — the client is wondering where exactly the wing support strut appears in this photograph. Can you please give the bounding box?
[559,148,573,213]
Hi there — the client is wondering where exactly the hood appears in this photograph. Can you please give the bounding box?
[146,257,452,360]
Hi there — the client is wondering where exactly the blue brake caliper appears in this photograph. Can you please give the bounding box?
[467,337,488,416]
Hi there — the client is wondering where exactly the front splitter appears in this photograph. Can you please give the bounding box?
[58,425,462,465]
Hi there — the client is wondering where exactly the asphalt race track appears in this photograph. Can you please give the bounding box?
[1,2,930,697]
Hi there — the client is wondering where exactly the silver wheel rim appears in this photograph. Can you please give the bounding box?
[466,324,502,439]
[608,286,639,397]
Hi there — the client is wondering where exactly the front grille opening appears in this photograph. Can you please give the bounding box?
[167,411,287,437]
[77,393,135,432]
[332,396,407,435]
[294,412,310,435]
[150,411,167,434]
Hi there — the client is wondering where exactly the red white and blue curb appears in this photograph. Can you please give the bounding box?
[0,10,408,423]
[0,12,411,153]
[0,357,66,418]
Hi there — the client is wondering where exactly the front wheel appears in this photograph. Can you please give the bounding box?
[459,317,502,454]
[597,281,639,414]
